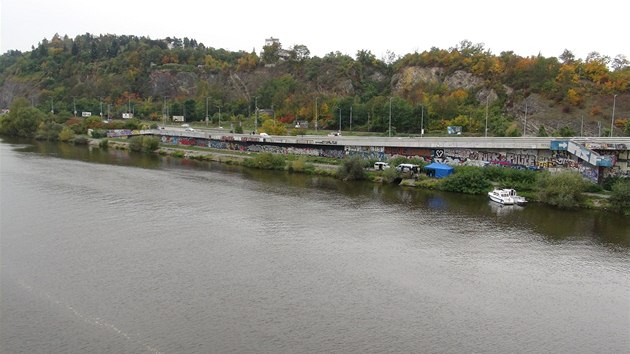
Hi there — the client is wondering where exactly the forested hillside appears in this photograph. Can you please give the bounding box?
[1,33,629,136]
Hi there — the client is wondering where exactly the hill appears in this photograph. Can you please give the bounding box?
[1,34,629,137]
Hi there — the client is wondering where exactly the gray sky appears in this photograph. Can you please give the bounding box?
[1,0,627,61]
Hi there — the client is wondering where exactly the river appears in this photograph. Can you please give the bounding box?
[1,138,629,354]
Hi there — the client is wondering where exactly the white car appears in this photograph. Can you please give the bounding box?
[185,127,195,132]
[374,162,390,170]
[181,123,190,128]
[328,132,341,137]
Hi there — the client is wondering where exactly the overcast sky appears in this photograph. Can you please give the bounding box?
[1,0,627,61]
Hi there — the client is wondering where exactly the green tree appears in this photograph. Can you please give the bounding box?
[536,171,587,208]
[337,157,366,181]
[609,180,630,215]
[0,98,45,137]
[441,167,491,194]
[58,127,75,141]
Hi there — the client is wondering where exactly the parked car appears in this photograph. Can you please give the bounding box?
[395,163,420,173]
[374,162,390,170]
[185,127,195,132]
[328,132,341,137]
[181,123,190,128]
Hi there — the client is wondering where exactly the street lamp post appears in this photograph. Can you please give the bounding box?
[314,97,318,132]
[217,104,221,128]
[254,96,259,133]
[485,96,489,138]
[162,96,168,126]
[388,97,393,137]
[420,104,424,137]
[610,95,617,138]
[205,97,209,127]
[338,107,342,133]
[99,97,103,118]
[73,97,77,117]
[523,102,528,137]
[350,105,353,131]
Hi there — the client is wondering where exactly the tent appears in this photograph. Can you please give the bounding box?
[424,162,454,179]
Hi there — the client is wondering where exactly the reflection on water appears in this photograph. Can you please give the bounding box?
[12,137,629,249]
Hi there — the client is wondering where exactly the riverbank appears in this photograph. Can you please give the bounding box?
[95,138,621,213]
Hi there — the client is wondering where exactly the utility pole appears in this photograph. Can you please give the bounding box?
[580,115,584,137]
[99,97,103,118]
[73,97,77,117]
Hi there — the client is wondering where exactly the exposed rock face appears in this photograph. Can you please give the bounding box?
[476,89,499,105]
[392,67,444,92]
[444,70,483,90]
[148,70,198,97]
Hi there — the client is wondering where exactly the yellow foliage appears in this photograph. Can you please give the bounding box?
[566,88,582,106]
[58,127,75,142]
[556,64,579,84]
[261,119,287,135]
[450,89,468,101]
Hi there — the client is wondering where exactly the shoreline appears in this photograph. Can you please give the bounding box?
[93,138,617,213]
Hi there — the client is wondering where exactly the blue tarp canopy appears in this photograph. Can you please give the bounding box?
[424,163,454,178]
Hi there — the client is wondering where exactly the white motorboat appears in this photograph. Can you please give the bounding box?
[503,188,527,205]
[488,189,515,205]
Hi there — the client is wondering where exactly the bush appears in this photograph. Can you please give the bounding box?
[128,136,144,152]
[234,125,244,134]
[58,127,75,142]
[288,158,314,173]
[244,152,286,170]
[99,139,109,149]
[142,136,160,152]
[536,171,587,208]
[381,166,400,183]
[35,121,64,141]
[337,156,366,181]
[609,179,630,215]
[481,166,538,191]
[441,168,491,194]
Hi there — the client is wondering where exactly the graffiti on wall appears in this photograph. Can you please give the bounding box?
[346,146,386,160]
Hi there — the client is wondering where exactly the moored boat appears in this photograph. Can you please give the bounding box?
[488,189,515,205]
[503,188,527,205]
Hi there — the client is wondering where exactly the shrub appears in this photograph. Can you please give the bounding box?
[441,168,491,194]
[128,136,144,152]
[609,179,630,215]
[536,171,587,208]
[288,158,314,173]
[337,156,366,181]
[58,127,75,142]
[381,166,400,184]
[234,125,244,134]
[99,139,109,149]
[141,136,160,152]
[244,152,286,170]
[482,166,538,191]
